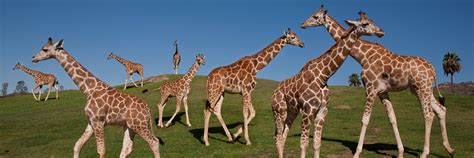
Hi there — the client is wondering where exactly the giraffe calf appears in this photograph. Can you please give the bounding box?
[155,54,205,128]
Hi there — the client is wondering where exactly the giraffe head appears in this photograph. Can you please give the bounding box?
[196,54,206,65]
[32,37,64,63]
[301,5,328,29]
[282,28,304,48]
[344,12,384,37]
[107,52,115,60]
[12,62,22,70]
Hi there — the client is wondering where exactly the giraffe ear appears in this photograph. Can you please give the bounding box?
[47,37,53,46]
[345,20,360,27]
[324,10,328,15]
[53,39,64,49]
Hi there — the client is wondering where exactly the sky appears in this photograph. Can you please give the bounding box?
[1,0,473,93]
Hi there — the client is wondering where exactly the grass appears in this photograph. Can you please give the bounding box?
[0,74,473,157]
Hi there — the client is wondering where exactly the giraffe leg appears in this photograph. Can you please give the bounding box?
[300,110,313,158]
[313,106,328,158]
[157,95,169,128]
[44,84,52,101]
[119,128,136,158]
[140,71,144,87]
[124,73,129,90]
[203,105,212,146]
[92,121,106,158]
[183,96,192,127]
[240,91,255,145]
[131,125,160,158]
[272,99,287,158]
[212,95,234,143]
[73,124,94,158]
[38,85,42,101]
[32,85,39,101]
[379,92,404,157]
[54,84,59,99]
[414,89,435,158]
[429,95,455,155]
[354,89,377,158]
[130,74,139,88]
[165,95,183,127]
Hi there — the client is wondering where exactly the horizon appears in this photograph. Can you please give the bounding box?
[1,0,473,93]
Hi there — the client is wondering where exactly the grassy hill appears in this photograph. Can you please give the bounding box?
[1,74,473,157]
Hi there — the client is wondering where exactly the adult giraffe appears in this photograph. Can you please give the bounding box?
[301,5,454,157]
[32,38,160,158]
[203,29,304,146]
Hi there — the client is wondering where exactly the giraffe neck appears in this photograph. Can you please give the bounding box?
[252,36,286,72]
[56,50,110,95]
[174,43,179,55]
[322,15,346,41]
[17,65,38,76]
[321,15,368,66]
[182,61,199,84]
[110,54,129,65]
[311,30,359,83]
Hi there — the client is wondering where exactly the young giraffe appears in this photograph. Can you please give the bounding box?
[172,40,181,74]
[273,12,384,158]
[154,54,205,128]
[13,62,59,101]
[107,52,144,90]
[302,6,455,157]
[32,38,160,158]
[203,28,304,146]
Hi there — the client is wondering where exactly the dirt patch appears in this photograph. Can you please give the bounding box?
[333,105,352,110]
[145,75,170,83]
[326,150,353,158]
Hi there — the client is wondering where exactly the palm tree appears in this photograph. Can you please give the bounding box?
[348,73,361,87]
[442,52,462,92]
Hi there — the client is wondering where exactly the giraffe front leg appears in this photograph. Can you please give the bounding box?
[379,93,404,157]
[354,90,377,158]
[124,73,129,90]
[119,128,136,158]
[130,74,139,88]
[416,91,435,158]
[38,86,43,101]
[313,106,328,158]
[165,95,183,128]
[300,112,312,158]
[156,95,168,128]
[31,85,39,101]
[92,121,106,158]
[183,96,192,127]
[54,84,59,99]
[73,124,94,158]
[44,84,53,101]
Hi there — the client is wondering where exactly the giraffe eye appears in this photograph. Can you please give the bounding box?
[42,49,48,52]
[313,15,318,19]
[362,23,369,27]
[291,37,295,39]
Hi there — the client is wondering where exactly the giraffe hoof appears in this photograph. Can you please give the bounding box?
[205,142,210,146]
[245,142,252,146]
[186,124,192,128]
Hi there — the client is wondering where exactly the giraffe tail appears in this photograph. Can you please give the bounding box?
[435,80,446,106]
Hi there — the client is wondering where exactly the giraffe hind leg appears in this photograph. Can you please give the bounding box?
[130,74,139,88]
[130,123,160,157]
[430,93,455,155]
[165,95,183,127]
[44,84,53,101]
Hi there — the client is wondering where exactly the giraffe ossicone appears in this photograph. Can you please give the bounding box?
[32,38,160,158]
[302,5,454,158]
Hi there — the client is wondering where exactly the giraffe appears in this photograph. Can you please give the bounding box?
[273,12,384,158]
[153,54,205,128]
[172,40,181,74]
[302,6,455,157]
[203,28,304,146]
[13,62,59,101]
[107,52,144,90]
[32,38,160,158]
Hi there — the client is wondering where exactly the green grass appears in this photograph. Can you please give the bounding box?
[1,74,473,157]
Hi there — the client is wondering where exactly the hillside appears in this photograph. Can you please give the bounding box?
[0,74,473,157]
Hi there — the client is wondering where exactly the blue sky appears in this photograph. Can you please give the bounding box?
[1,0,473,93]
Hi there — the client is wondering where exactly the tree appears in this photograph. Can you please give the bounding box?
[15,81,28,93]
[348,73,362,87]
[2,83,8,96]
[59,85,64,91]
[442,52,462,92]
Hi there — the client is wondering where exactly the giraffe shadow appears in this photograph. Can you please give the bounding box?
[37,97,59,101]
[290,134,441,157]
[188,122,243,145]
[153,112,186,127]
